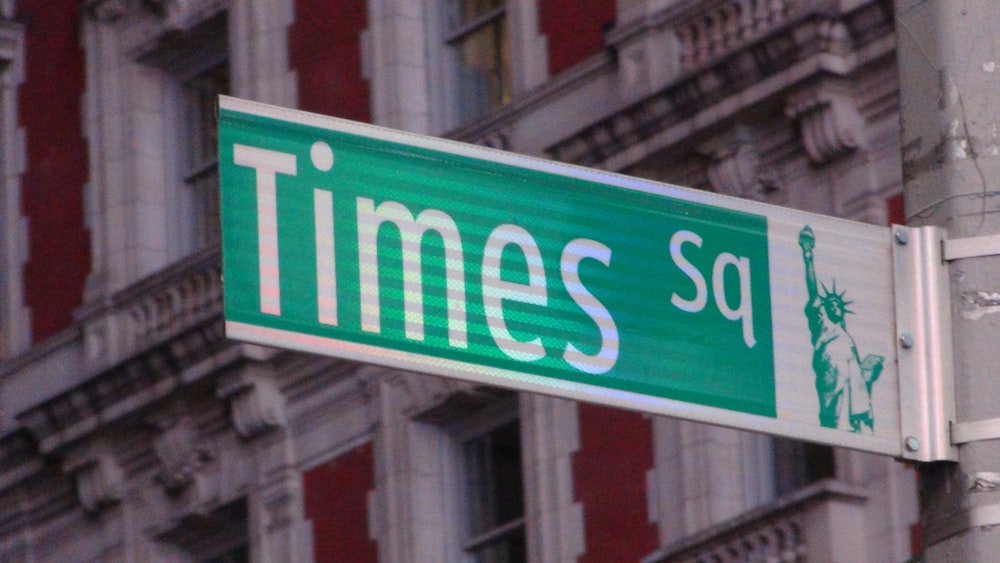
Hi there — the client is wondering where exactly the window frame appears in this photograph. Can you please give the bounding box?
[133,9,229,259]
[443,1,510,126]
[178,55,229,249]
[425,0,546,134]
[443,394,527,562]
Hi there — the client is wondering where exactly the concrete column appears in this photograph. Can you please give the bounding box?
[895,1,1000,559]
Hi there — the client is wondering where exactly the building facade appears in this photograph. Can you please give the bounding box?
[0,0,918,561]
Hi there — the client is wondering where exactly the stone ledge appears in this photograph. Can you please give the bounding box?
[547,0,894,170]
[642,478,868,562]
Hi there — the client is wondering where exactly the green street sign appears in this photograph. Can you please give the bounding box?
[219,97,924,457]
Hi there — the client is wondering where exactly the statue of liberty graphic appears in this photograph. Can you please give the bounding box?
[798,226,883,433]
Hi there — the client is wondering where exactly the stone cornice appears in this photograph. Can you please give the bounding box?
[6,245,229,455]
[546,0,894,170]
[0,429,41,492]
[16,316,230,455]
[642,478,868,562]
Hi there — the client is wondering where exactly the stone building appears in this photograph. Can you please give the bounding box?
[0,0,918,561]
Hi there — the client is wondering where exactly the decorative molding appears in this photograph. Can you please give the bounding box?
[642,479,868,563]
[354,365,491,424]
[704,140,779,201]
[63,450,125,514]
[785,79,867,164]
[546,2,893,169]
[392,370,499,425]
[124,254,222,355]
[217,366,287,439]
[84,0,135,23]
[85,0,226,29]
[150,415,213,495]
[75,243,223,365]
[17,316,229,455]
[674,0,791,71]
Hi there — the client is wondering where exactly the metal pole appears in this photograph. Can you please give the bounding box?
[895,0,1000,559]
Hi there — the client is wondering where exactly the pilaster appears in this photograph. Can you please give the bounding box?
[520,394,584,563]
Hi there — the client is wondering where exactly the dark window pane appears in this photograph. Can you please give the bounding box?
[772,438,835,497]
[463,419,526,563]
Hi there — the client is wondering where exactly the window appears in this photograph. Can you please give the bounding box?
[741,434,835,506]
[135,10,228,257]
[772,437,835,497]
[461,418,526,562]
[182,61,229,248]
[201,545,249,563]
[158,499,249,561]
[444,0,511,124]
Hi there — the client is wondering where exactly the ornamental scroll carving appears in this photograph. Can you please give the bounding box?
[150,415,214,495]
[63,449,125,514]
[700,126,779,201]
[705,142,778,201]
[217,367,287,439]
[786,81,866,165]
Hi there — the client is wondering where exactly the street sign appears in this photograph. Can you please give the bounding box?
[219,96,931,458]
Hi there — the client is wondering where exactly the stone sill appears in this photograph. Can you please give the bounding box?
[642,478,868,562]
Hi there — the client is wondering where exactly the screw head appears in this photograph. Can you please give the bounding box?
[899,333,915,349]
[894,229,909,245]
[905,436,920,452]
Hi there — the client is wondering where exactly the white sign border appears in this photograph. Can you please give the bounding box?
[228,320,898,455]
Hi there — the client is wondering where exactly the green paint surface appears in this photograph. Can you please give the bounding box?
[220,108,777,417]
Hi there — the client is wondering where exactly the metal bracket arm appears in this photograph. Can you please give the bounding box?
[952,418,1000,445]
[892,226,958,462]
[943,233,1000,261]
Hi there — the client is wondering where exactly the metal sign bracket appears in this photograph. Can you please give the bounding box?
[892,226,958,462]
[952,418,1000,445]
[943,233,1000,261]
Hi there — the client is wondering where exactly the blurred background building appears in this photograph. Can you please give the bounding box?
[0,0,917,561]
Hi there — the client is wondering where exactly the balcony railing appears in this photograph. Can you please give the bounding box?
[643,479,868,563]
[96,243,223,360]
[11,245,228,454]
[675,0,793,71]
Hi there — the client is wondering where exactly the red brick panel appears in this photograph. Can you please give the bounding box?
[289,0,371,122]
[539,0,616,76]
[303,442,378,563]
[887,192,905,226]
[17,1,91,343]
[573,403,658,562]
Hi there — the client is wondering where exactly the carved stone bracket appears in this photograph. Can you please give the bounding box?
[63,449,125,514]
[785,79,866,165]
[150,415,213,495]
[699,126,779,201]
[217,367,287,439]
[705,142,778,201]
